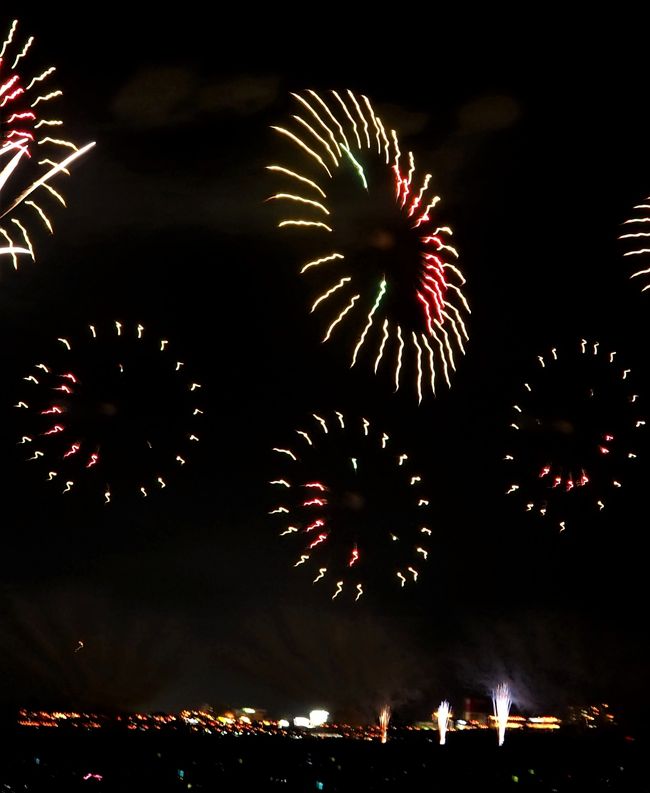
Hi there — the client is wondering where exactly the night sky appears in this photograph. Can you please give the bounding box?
[1,12,649,725]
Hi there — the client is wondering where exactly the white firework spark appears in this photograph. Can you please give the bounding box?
[436,700,451,745]
[379,705,391,744]
[492,683,512,747]
[620,197,650,291]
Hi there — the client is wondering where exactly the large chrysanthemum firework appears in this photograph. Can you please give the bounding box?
[268,90,469,402]
[620,195,650,291]
[269,412,431,601]
[0,19,94,267]
[505,340,644,531]
[15,321,203,503]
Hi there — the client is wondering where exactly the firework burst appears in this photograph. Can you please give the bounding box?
[492,683,511,747]
[268,90,469,401]
[505,340,643,532]
[379,704,391,744]
[15,321,203,503]
[436,700,451,745]
[620,195,650,292]
[269,412,431,601]
[0,19,94,268]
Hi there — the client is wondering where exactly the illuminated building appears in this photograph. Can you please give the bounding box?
[527,716,561,730]
[462,696,490,726]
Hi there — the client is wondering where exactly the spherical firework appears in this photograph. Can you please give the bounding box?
[268,90,469,402]
[504,340,644,531]
[15,321,203,503]
[0,19,94,267]
[269,412,431,601]
[620,195,650,292]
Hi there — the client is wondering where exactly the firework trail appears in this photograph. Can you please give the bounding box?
[268,90,469,401]
[436,700,451,745]
[15,321,203,502]
[505,339,643,531]
[269,412,431,601]
[0,19,95,268]
[379,704,391,744]
[492,683,511,747]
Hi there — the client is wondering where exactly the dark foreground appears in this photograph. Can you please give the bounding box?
[0,729,646,792]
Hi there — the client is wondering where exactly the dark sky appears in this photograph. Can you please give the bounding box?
[1,12,649,724]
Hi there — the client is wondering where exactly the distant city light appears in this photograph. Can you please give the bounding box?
[294,716,311,728]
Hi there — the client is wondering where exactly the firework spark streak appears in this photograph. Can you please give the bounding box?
[504,340,643,531]
[268,89,469,399]
[619,197,650,291]
[379,705,391,744]
[436,700,451,745]
[0,19,95,267]
[492,683,512,747]
[16,321,203,501]
[269,412,430,601]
